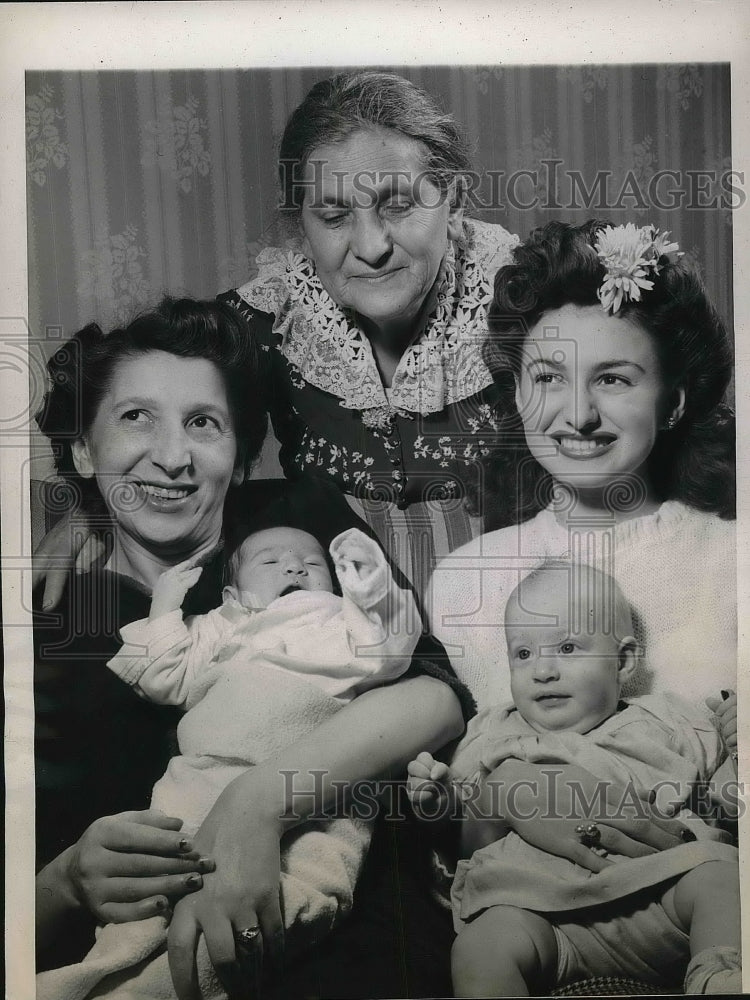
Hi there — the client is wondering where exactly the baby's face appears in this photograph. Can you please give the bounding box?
[505,573,628,735]
[231,527,333,607]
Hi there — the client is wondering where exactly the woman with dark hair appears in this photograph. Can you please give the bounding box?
[430,219,736,714]
[35,296,267,878]
[33,297,469,998]
[38,69,518,605]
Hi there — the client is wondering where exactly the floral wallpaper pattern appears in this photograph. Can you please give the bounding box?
[141,96,211,194]
[556,65,609,103]
[78,225,151,326]
[26,65,733,477]
[657,64,704,110]
[26,85,68,187]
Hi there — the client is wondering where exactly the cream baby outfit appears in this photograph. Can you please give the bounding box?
[449,694,739,990]
[38,531,419,1000]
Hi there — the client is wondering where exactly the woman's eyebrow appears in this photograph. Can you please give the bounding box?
[312,195,348,208]
[523,355,566,370]
[186,401,231,416]
[110,396,229,414]
[111,395,158,408]
[310,175,413,210]
[592,360,647,373]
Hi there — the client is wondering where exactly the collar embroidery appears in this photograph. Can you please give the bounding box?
[235,220,519,417]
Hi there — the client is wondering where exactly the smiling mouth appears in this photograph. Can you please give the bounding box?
[353,268,403,281]
[135,482,197,504]
[553,436,616,458]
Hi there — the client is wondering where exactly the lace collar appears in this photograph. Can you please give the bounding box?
[235,220,519,417]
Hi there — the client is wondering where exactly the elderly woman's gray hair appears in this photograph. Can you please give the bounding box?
[278,70,473,218]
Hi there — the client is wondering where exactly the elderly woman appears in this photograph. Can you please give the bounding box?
[33,297,470,998]
[221,70,518,511]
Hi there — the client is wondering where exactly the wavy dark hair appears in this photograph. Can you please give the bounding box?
[278,70,473,223]
[36,296,269,515]
[475,220,735,528]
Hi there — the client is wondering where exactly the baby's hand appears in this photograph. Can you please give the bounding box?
[407,751,456,820]
[706,689,737,752]
[329,528,385,598]
[150,555,205,621]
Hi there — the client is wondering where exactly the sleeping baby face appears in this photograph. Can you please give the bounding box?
[226,526,334,608]
[504,565,638,735]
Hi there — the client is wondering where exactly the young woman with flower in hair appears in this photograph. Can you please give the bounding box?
[430,219,736,714]
[427,224,738,960]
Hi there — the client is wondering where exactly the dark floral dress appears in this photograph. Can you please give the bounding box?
[220,220,518,509]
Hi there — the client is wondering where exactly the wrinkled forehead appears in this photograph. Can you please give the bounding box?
[239,527,326,562]
[302,127,432,205]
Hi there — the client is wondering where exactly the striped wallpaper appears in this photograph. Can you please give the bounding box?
[26,64,734,485]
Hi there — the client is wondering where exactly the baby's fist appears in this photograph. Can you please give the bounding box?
[407,752,453,819]
[150,557,205,619]
[330,528,386,599]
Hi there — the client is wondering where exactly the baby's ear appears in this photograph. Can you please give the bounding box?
[222,585,239,603]
[617,636,641,685]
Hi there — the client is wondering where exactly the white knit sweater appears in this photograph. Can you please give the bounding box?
[427,501,736,712]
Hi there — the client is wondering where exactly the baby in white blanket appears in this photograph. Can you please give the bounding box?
[38,525,419,1000]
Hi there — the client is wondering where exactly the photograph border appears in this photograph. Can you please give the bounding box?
[2,3,749,996]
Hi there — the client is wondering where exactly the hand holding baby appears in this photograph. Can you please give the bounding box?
[705,689,737,752]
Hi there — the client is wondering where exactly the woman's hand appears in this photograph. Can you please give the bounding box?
[706,690,737,752]
[36,809,215,958]
[33,510,103,610]
[492,760,695,872]
[62,809,214,923]
[168,781,285,1000]
[167,676,463,998]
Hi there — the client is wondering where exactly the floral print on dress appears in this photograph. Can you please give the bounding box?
[234,220,519,417]
[26,85,68,187]
[141,96,211,194]
[295,429,376,491]
[78,224,150,326]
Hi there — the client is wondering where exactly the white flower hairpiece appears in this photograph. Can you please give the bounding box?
[594,223,682,314]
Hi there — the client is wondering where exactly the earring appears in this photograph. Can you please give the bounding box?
[666,415,678,430]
